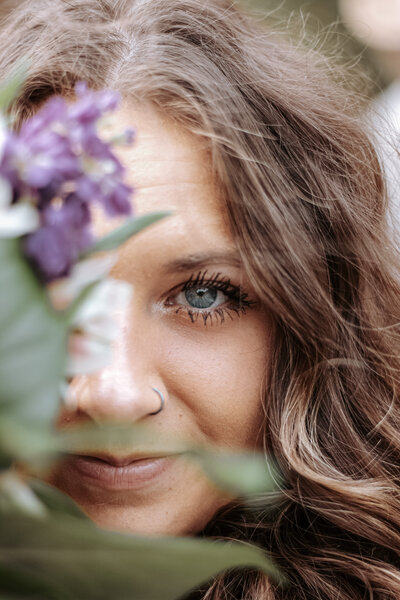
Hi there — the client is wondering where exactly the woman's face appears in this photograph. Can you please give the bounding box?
[50,104,270,536]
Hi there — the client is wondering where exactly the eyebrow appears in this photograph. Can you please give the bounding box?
[162,250,242,273]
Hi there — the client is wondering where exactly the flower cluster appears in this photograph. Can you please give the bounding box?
[0,82,134,281]
[0,81,137,376]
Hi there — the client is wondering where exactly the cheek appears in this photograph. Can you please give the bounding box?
[158,317,269,448]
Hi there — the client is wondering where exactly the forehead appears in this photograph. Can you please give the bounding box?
[94,102,234,256]
[117,104,209,186]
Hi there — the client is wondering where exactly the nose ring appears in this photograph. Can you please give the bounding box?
[150,387,165,415]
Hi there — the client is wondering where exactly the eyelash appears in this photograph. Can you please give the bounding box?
[165,270,256,326]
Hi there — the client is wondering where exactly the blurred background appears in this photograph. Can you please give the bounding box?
[241,0,400,90]
[241,0,400,232]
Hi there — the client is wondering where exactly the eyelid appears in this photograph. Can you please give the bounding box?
[163,269,256,316]
[161,270,256,326]
[164,270,241,301]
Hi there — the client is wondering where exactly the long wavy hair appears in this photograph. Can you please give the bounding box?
[1,1,399,598]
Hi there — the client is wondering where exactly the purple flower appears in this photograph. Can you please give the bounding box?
[0,97,80,190]
[25,192,94,280]
[75,170,132,217]
[124,129,135,145]
[25,198,93,281]
[2,131,80,190]
[71,82,120,124]
[99,179,132,217]
[41,193,91,232]
[0,82,135,281]
[24,226,76,281]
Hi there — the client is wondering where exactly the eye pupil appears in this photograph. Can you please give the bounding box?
[185,286,217,309]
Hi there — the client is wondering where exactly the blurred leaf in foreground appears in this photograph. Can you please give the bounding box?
[0,505,286,600]
[189,448,283,496]
[0,416,282,498]
[0,238,67,427]
[84,212,171,254]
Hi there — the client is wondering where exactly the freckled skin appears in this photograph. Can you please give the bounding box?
[50,104,270,536]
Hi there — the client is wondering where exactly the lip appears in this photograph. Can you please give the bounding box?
[65,453,175,490]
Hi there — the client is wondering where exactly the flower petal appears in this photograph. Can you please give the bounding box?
[24,225,74,279]
[0,202,40,238]
[66,332,112,376]
[47,253,118,309]
[72,278,132,327]
[0,175,12,209]
[65,278,133,375]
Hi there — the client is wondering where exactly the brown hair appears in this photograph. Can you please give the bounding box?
[1,1,399,598]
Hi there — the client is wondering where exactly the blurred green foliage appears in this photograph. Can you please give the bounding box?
[238,0,386,95]
[244,0,339,22]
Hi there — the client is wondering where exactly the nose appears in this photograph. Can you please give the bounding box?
[66,306,166,424]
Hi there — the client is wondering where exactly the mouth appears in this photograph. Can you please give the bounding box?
[63,452,176,490]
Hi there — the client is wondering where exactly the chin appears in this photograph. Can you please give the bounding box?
[69,491,232,537]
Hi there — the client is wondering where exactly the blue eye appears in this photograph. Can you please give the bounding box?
[165,270,256,326]
[175,285,225,310]
[184,286,218,309]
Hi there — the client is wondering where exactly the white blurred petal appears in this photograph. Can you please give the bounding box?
[0,202,39,237]
[81,315,120,342]
[64,278,132,376]
[66,333,112,376]
[0,175,12,209]
[48,253,117,309]
[100,159,117,175]
[72,278,132,327]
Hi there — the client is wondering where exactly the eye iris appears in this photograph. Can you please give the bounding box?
[184,286,218,309]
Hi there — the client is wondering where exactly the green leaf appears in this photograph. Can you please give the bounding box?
[55,424,283,497]
[0,60,29,113]
[190,450,283,496]
[85,212,171,254]
[0,417,283,499]
[0,416,56,466]
[0,239,67,426]
[0,471,46,518]
[28,479,88,520]
[0,563,68,600]
[0,511,285,600]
